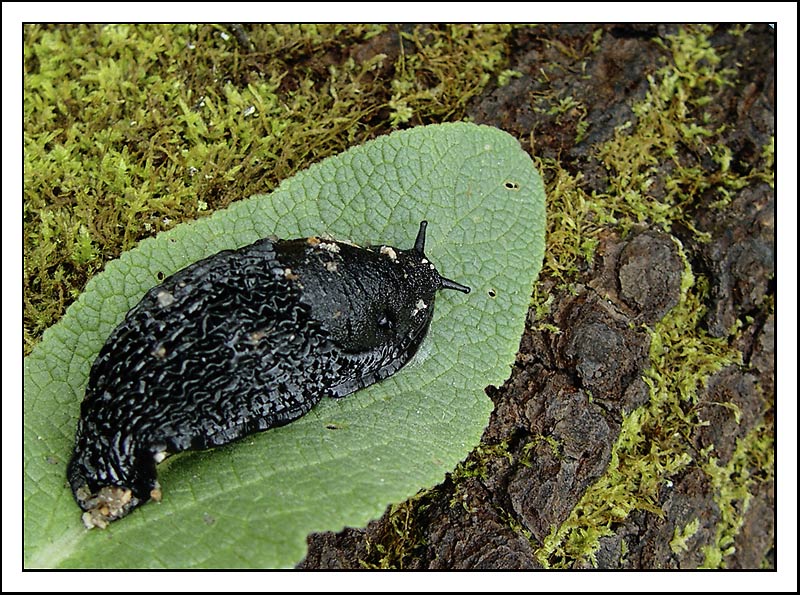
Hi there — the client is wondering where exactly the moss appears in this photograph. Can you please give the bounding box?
[24,24,515,355]
[670,517,701,554]
[519,435,562,468]
[536,253,741,568]
[497,69,523,87]
[699,422,774,568]
[449,439,514,484]
[522,36,774,564]
[584,25,771,237]
[530,25,773,568]
[530,286,562,335]
[359,497,431,570]
[533,14,768,312]
[536,159,601,286]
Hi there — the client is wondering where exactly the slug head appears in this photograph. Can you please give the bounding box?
[277,221,469,396]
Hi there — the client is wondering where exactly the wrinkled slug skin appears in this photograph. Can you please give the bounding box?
[67,221,470,527]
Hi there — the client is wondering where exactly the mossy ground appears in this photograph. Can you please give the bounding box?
[529,25,774,568]
[24,24,774,569]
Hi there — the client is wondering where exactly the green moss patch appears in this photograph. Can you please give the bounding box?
[530,25,774,568]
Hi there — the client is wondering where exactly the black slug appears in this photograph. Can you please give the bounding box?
[67,221,470,528]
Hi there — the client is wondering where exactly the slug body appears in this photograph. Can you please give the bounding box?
[67,221,469,528]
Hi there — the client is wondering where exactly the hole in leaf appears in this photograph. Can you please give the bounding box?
[156,271,165,281]
[504,180,520,191]
[488,289,497,298]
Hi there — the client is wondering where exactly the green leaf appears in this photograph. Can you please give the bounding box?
[23,122,545,568]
